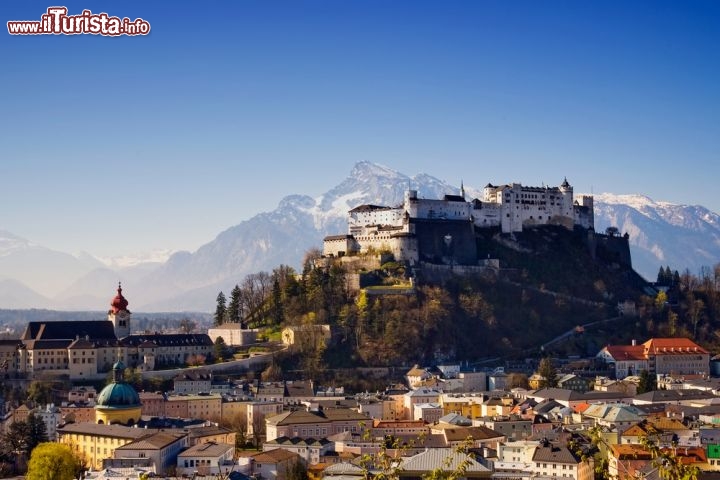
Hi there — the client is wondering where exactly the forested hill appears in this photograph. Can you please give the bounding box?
[214,224,720,373]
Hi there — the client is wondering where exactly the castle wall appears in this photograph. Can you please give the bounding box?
[413,219,478,265]
[594,232,632,268]
[323,236,359,257]
[349,208,403,229]
[405,197,470,221]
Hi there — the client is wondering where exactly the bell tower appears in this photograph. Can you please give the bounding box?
[108,282,131,339]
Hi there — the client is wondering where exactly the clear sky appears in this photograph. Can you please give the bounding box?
[2,1,719,258]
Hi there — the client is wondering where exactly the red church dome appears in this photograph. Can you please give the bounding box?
[110,283,129,313]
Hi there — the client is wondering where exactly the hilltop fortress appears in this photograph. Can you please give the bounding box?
[323,178,627,268]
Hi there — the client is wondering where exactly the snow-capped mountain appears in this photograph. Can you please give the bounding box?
[592,193,720,280]
[2,162,719,311]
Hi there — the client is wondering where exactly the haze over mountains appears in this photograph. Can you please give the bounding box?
[2,162,719,312]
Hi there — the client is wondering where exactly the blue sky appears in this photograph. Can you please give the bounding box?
[2,1,719,258]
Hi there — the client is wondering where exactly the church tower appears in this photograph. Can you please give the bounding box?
[108,283,131,339]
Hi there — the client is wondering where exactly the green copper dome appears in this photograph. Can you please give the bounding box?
[96,360,141,408]
[96,382,141,408]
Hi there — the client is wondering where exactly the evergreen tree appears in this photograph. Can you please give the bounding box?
[538,357,558,389]
[27,413,48,452]
[227,285,242,324]
[637,370,657,394]
[213,336,229,362]
[214,291,227,326]
[271,278,284,326]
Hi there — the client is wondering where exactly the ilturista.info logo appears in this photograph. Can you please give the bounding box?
[7,7,151,36]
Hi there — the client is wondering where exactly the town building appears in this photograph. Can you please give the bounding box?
[597,338,710,379]
[12,284,213,380]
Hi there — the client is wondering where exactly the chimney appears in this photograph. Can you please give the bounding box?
[631,339,636,346]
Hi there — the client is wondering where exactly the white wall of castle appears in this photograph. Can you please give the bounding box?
[349,208,404,229]
[323,180,594,262]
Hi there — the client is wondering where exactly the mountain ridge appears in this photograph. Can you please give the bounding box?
[2,162,719,311]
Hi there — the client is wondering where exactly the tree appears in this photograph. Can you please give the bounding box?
[640,436,700,480]
[213,336,229,362]
[27,381,54,405]
[227,285,242,324]
[637,370,657,394]
[26,442,82,480]
[214,291,227,327]
[27,413,48,452]
[537,357,558,389]
[2,419,31,457]
[179,318,197,334]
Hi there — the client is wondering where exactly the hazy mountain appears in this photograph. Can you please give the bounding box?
[0,230,104,298]
[0,279,52,309]
[2,162,719,311]
[592,193,720,281]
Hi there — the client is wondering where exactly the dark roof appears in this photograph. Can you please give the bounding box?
[348,204,391,213]
[442,195,466,202]
[21,321,118,341]
[286,381,314,398]
[324,235,355,241]
[25,339,72,350]
[0,339,22,347]
[634,389,715,403]
[122,334,213,347]
[174,369,212,382]
[532,444,581,464]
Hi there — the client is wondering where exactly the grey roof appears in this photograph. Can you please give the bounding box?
[439,413,472,426]
[58,423,158,439]
[267,408,367,426]
[174,369,212,381]
[532,444,581,464]
[400,448,491,474]
[178,441,234,457]
[286,381,314,398]
[265,436,331,447]
[583,404,645,422]
[122,333,212,347]
[634,389,716,403]
[323,462,365,476]
[530,388,583,402]
[115,432,185,451]
[700,429,720,444]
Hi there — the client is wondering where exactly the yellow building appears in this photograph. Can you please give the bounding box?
[58,423,157,470]
[95,361,142,425]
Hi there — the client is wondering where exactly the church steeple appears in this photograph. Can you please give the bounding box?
[460,180,466,200]
[108,283,131,338]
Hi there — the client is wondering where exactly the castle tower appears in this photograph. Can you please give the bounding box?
[558,177,574,218]
[108,283,131,339]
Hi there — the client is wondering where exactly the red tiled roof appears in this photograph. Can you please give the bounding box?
[643,338,709,355]
[604,345,646,361]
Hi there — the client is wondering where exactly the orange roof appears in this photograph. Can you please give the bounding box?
[604,345,646,361]
[660,446,706,463]
[610,444,652,460]
[643,338,709,355]
[573,403,591,414]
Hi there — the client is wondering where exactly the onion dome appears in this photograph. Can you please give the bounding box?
[110,282,129,313]
[96,361,141,408]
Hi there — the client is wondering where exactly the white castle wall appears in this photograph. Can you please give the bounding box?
[323,179,593,262]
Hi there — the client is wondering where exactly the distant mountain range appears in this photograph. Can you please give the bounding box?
[2,162,719,312]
